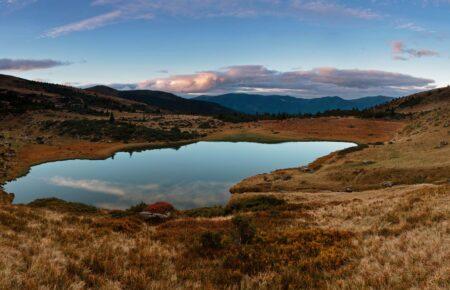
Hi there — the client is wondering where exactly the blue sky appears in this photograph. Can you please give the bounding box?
[0,0,449,98]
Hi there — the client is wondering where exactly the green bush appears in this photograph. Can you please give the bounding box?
[183,206,227,218]
[232,215,256,245]
[28,198,98,214]
[200,231,223,250]
[226,195,286,213]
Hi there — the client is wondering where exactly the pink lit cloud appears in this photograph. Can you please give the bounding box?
[130,65,435,97]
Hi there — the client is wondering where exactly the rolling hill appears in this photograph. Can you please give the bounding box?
[87,86,235,115]
[0,74,150,116]
[0,75,235,116]
[194,93,393,114]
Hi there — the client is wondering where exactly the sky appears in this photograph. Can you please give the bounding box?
[0,0,449,98]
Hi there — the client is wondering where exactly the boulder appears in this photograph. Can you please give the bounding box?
[140,202,175,220]
[382,181,394,188]
[299,166,314,173]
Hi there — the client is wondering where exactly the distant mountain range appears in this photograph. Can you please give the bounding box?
[86,86,235,115]
[194,94,394,115]
[0,73,394,117]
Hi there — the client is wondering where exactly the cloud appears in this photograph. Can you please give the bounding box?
[391,41,440,61]
[49,176,126,196]
[43,11,123,38]
[0,0,36,9]
[135,65,435,97]
[44,0,381,37]
[294,0,380,20]
[0,58,71,71]
[47,176,232,210]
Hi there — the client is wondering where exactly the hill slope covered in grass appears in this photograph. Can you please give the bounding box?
[194,93,393,114]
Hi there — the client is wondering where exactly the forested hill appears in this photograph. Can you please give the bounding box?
[194,93,393,114]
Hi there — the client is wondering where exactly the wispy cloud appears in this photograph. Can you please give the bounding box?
[391,41,440,61]
[43,11,123,38]
[43,0,381,37]
[134,65,434,97]
[294,0,380,20]
[49,176,126,196]
[0,0,36,10]
[0,58,71,71]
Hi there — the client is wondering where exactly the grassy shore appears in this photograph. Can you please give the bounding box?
[0,184,448,289]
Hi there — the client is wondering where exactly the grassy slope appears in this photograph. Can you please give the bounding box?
[232,97,449,193]
[0,184,448,289]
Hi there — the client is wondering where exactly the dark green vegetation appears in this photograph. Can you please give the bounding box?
[41,119,203,142]
[195,93,393,115]
[28,198,98,214]
[87,85,236,116]
[226,195,286,212]
[181,195,287,218]
[0,75,150,117]
[215,106,402,123]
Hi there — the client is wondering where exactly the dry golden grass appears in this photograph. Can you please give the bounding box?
[0,184,448,289]
[208,116,404,144]
[232,105,450,193]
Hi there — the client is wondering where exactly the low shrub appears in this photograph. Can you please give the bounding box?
[226,195,286,213]
[232,215,256,245]
[183,206,227,218]
[144,202,175,214]
[28,198,98,214]
[126,202,148,214]
[200,231,223,250]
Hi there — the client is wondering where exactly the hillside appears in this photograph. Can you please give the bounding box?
[0,74,152,116]
[194,93,393,114]
[231,86,449,193]
[87,86,236,116]
[371,86,450,114]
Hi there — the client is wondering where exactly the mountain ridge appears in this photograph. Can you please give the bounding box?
[86,86,236,115]
[194,93,393,114]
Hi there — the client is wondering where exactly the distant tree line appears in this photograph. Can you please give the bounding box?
[41,119,204,143]
[214,107,403,123]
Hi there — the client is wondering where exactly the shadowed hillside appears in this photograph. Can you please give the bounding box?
[0,74,152,116]
[194,93,393,114]
[87,86,236,116]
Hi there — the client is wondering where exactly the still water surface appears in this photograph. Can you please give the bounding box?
[5,141,355,209]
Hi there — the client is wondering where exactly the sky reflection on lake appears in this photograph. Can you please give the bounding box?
[5,141,355,209]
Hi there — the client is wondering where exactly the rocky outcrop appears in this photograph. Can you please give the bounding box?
[139,202,175,220]
[0,189,14,205]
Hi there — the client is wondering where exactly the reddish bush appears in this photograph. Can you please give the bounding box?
[144,202,175,214]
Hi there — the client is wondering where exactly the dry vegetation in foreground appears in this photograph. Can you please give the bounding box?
[0,184,448,289]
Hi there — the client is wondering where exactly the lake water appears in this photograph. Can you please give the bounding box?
[5,141,355,210]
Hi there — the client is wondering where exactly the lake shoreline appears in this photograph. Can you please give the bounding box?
[4,139,356,209]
